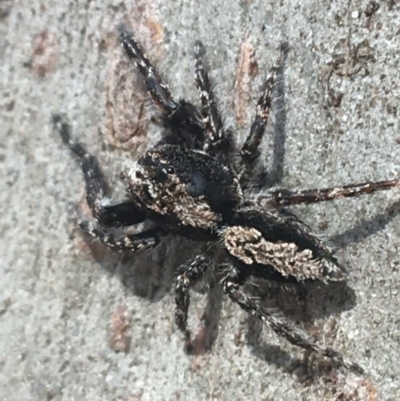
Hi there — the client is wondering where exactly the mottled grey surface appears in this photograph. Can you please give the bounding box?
[1,1,400,400]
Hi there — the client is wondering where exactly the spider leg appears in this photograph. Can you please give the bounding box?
[175,255,209,342]
[118,26,178,117]
[118,26,204,149]
[258,179,400,207]
[239,52,282,176]
[79,220,161,252]
[221,267,364,374]
[53,115,147,227]
[193,41,226,153]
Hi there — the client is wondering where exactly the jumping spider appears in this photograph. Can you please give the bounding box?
[53,25,400,375]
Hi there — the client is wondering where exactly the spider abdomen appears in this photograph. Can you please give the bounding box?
[223,208,345,281]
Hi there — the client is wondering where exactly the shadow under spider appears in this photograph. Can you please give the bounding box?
[330,199,400,248]
[97,233,358,367]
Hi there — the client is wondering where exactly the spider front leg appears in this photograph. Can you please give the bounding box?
[221,267,364,374]
[118,26,178,117]
[258,179,400,207]
[194,41,226,153]
[239,50,283,178]
[175,255,209,344]
[80,220,161,252]
[119,26,204,148]
[53,115,147,227]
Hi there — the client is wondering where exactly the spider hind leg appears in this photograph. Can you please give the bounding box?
[175,256,210,344]
[221,267,364,374]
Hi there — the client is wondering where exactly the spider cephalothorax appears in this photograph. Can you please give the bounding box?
[54,25,400,375]
[122,144,243,231]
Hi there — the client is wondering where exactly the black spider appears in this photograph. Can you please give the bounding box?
[53,25,400,375]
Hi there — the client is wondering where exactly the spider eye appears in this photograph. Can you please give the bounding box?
[135,170,144,179]
[166,166,175,174]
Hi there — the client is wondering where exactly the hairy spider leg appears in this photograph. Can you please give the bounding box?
[194,40,225,152]
[175,255,210,342]
[221,269,364,374]
[240,51,282,177]
[79,220,160,252]
[258,179,400,207]
[118,26,178,117]
[53,114,147,227]
[119,26,205,149]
